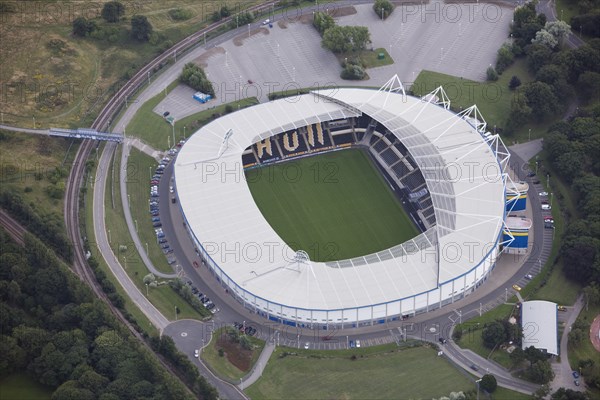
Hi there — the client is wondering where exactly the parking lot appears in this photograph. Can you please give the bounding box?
[153,3,513,121]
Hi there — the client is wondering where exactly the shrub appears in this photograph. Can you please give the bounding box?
[101,1,125,23]
[373,0,394,20]
[168,8,193,21]
[509,75,522,90]
[486,66,499,81]
[341,63,366,80]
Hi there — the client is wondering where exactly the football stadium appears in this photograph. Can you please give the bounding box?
[174,78,516,329]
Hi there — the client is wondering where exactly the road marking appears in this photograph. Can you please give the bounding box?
[181,332,188,337]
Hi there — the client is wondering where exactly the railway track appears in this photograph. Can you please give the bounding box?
[58,3,280,397]
[0,209,26,246]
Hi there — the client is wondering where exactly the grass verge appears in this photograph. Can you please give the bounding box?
[201,327,266,382]
[245,148,419,261]
[103,144,205,321]
[125,84,258,150]
[125,148,173,275]
[246,343,473,399]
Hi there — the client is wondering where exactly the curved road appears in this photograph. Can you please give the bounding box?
[1,0,583,397]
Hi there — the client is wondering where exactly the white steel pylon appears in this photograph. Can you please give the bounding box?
[378,74,406,97]
[458,105,487,134]
[421,86,451,110]
[178,128,239,168]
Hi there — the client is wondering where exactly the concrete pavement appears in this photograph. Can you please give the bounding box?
[551,294,585,392]
[93,143,170,330]
[239,342,275,389]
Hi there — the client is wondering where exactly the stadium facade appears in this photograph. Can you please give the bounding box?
[174,80,515,329]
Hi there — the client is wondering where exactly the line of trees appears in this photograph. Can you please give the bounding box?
[0,230,201,399]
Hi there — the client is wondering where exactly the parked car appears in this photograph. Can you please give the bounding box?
[356,340,361,348]
[512,284,522,291]
[194,349,198,358]
[573,371,580,378]
[438,337,447,344]
[541,204,551,210]
[304,342,310,349]
[527,172,536,177]
[558,305,567,312]
[539,191,548,196]
[349,340,355,348]
[524,274,533,280]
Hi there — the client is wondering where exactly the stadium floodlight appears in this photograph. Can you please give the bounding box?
[458,105,487,134]
[180,128,237,169]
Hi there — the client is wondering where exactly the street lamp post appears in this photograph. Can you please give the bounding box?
[528,128,531,141]
[108,229,111,243]
[381,7,384,20]
[134,219,138,233]
[248,23,250,37]
[146,283,148,296]
[145,242,148,254]
[476,379,482,400]
[505,287,508,302]
[175,306,178,321]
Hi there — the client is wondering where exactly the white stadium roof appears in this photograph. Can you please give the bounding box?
[174,88,506,311]
[521,300,558,355]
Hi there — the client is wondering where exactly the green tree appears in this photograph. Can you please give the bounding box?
[551,387,590,400]
[529,360,555,384]
[481,321,506,348]
[180,63,215,97]
[524,346,546,366]
[322,26,370,53]
[486,66,498,81]
[341,63,367,80]
[561,236,600,284]
[239,335,252,350]
[509,346,526,367]
[52,381,95,400]
[313,11,335,36]
[496,43,515,73]
[0,335,26,375]
[583,283,600,310]
[101,1,125,23]
[131,15,153,41]
[373,0,394,19]
[577,71,600,103]
[480,374,497,392]
[523,81,560,121]
[527,44,553,73]
[72,17,96,37]
[509,75,522,90]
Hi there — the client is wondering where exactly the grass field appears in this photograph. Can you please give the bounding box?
[0,0,261,128]
[245,344,475,400]
[412,59,539,141]
[0,373,52,400]
[201,327,266,382]
[245,148,419,262]
[568,304,600,399]
[0,130,75,217]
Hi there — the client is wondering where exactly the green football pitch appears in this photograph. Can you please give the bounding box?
[244,148,419,262]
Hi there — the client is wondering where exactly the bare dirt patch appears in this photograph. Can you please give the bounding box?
[216,335,253,371]
[233,27,269,46]
[193,47,226,68]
